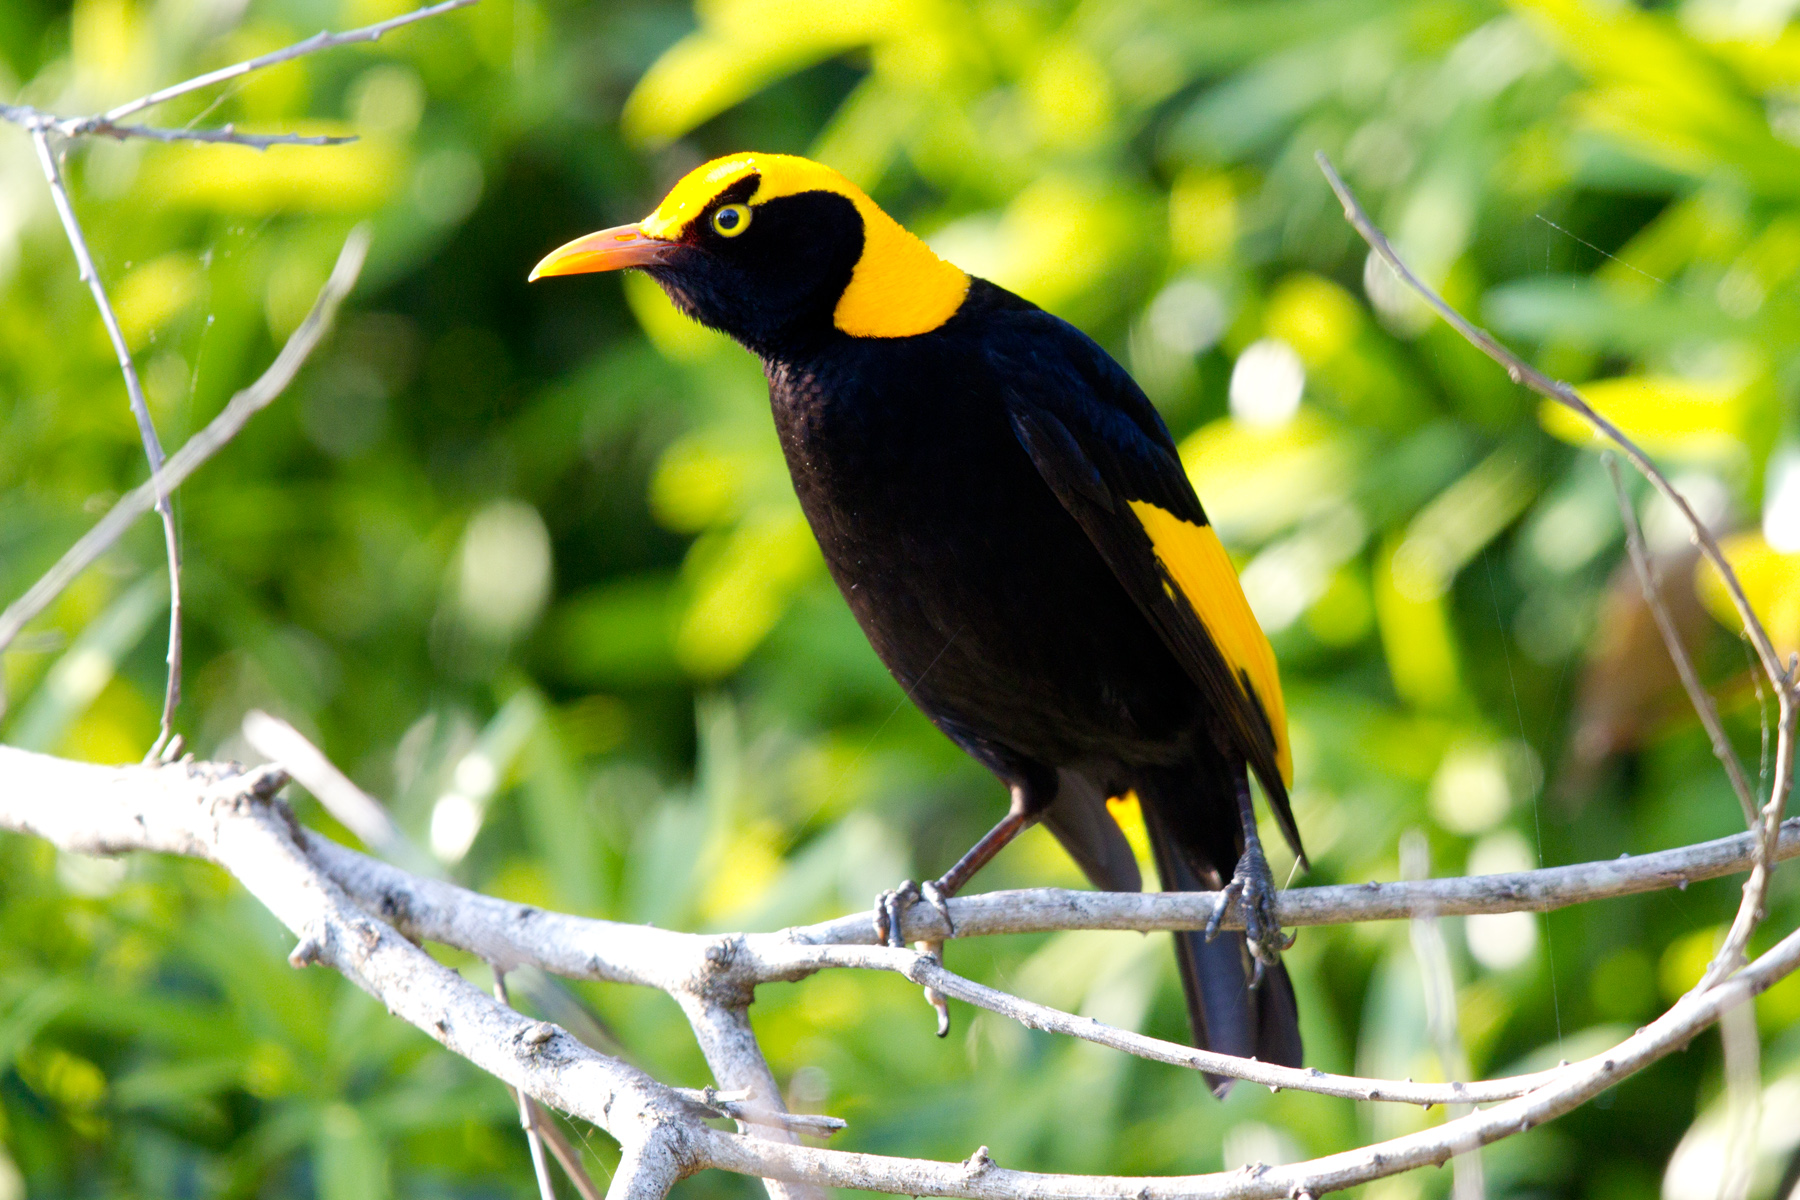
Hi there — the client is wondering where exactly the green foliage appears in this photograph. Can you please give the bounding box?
[4,0,1800,1196]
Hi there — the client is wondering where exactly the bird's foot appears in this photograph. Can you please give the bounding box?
[873,883,956,1036]
[872,879,953,948]
[1203,843,1293,985]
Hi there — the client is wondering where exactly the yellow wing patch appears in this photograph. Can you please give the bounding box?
[639,152,970,339]
[1127,501,1291,786]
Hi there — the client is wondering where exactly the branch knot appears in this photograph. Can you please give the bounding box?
[962,1146,996,1176]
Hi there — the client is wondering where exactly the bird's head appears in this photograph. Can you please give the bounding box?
[529,153,970,353]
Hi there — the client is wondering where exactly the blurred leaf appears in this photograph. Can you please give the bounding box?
[136,133,403,213]
[1696,532,1800,655]
[1540,374,1753,461]
[314,1103,391,1200]
[4,573,165,754]
[623,0,909,144]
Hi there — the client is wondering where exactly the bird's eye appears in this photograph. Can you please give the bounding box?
[710,204,752,238]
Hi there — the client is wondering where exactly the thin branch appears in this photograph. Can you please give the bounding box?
[1708,694,1797,986]
[295,810,1800,963]
[0,228,368,663]
[28,125,183,749]
[670,1089,844,1138]
[296,803,1800,1105]
[243,709,437,875]
[1315,151,1789,690]
[538,1117,608,1200]
[74,0,479,130]
[496,969,564,1200]
[677,998,830,1200]
[2,746,1797,1200]
[0,747,702,1188]
[695,929,1800,1200]
[1315,150,1796,1007]
[86,121,358,148]
[1605,455,1758,825]
[0,103,358,147]
[791,817,1800,944]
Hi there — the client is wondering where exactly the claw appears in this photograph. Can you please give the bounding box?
[874,881,925,948]
[1205,879,1243,943]
[919,940,951,1037]
[1216,840,1293,974]
[920,879,954,936]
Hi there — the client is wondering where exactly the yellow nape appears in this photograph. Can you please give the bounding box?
[1127,501,1291,786]
[639,152,970,338]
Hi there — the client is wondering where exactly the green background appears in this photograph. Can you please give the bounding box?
[3,0,1800,1196]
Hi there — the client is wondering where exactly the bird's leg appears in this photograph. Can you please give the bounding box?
[1203,773,1293,984]
[872,797,1035,1038]
[872,803,1033,946]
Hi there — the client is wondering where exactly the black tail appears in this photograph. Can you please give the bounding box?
[1135,761,1302,1096]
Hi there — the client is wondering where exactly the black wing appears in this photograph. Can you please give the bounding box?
[987,306,1302,861]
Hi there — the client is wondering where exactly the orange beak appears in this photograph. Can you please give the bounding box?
[528,224,677,281]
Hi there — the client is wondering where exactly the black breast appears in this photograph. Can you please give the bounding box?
[762,283,1201,774]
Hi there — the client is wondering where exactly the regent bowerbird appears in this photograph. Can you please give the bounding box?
[530,153,1306,1089]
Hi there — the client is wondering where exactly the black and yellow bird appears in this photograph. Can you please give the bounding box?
[531,153,1305,1088]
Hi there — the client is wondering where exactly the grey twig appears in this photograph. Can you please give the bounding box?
[1315,151,1789,690]
[1,744,1797,1200]
[0,104,357,147]
[1317,152,1794,1158]
[242,709,437,875]
[70,0,479,132]
[671,1087,846,1137]
[677,997,831,1200]
[297,802,1800,1106]
[1604,455,1758,825]
[85,120,358,148]
[27,125,184,751]
[0,0,476,752]
[0,229,368,670]
[495,969,563,1200]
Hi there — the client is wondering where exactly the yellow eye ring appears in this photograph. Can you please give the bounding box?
[711,203,752,237]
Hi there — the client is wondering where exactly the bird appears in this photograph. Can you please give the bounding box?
[530,152,1305,1090]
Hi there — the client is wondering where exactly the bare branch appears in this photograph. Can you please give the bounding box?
[694,930,1800,1200]
[1605,455,1758,825]
[678,998,831,1200]
[2,744,1797,1199]
[0,747,703,1190]
[0,228,368,663]
[670,1088,842,1137]
[1315,150,1796,1002]
[1708,695,1797,986]
[0,104,357,147]
[28,125,183,748]
[1315,151,1790,690]
[293,796,1800,1104]
[75,0,479,131]
[495,969,565,1200]
[243,709,437,875]
[86,121,358,148]
[538,1116,608,1200]
[791,817,1800,945]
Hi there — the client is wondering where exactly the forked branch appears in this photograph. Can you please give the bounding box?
[0,0,480,749]
[0,743,1795,1200]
